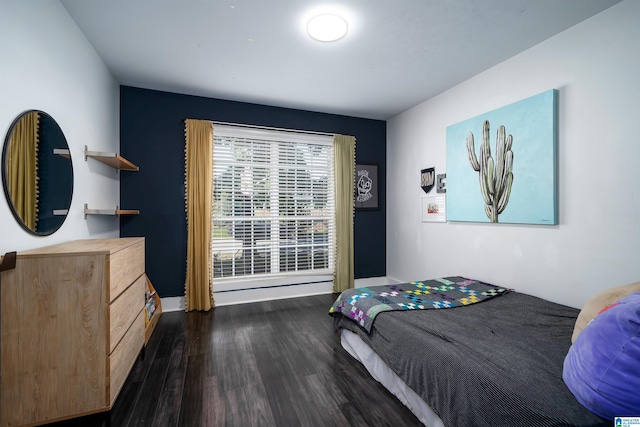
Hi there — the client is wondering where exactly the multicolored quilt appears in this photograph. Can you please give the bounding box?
[329,276,508,333]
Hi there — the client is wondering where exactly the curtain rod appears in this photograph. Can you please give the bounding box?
[208,120,336,137]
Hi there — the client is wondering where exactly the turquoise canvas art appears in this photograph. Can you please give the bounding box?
[446,89,558,225]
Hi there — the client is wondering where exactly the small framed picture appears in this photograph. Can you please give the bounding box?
[355,164,378,210]
[421,195,446,222]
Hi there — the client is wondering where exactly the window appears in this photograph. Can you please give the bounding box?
[211,124,335,286]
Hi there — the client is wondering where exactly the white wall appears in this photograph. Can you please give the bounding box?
[387,0,640,309]
[0,0,120,255]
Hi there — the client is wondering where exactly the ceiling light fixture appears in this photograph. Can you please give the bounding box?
[307,14,348,42]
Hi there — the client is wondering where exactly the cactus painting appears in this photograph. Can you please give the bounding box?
[445,89,558,225]
[466,120,514,223]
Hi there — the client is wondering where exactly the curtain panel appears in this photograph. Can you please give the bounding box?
[333,134,355,292]
[184,119,214,311]
[7,111,39,230]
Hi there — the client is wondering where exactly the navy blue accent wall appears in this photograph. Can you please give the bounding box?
[120,87,386,297]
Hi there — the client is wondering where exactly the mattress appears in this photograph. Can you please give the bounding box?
[333,290,609,427]
[341,328,445,427]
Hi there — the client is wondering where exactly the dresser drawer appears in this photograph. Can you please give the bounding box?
[1,238,147,427]
[109,274,145,354]
[109,310,144,406]
[108,240,145,301]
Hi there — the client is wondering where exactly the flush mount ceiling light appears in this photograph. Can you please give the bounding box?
[307,14,348,42]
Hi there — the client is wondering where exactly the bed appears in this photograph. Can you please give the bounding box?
[330,276,613,427]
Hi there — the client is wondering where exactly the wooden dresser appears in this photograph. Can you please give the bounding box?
[0,238,146,427]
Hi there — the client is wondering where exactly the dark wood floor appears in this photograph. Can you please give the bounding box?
[51,293,421,427]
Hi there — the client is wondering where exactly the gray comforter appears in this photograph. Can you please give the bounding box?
[333,291,609,427]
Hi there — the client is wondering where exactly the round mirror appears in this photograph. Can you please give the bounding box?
[2,110,73,235]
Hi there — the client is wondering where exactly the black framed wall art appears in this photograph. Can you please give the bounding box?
[355,163,378,210]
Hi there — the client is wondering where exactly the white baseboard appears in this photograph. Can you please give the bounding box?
[386,277,403,284]
[354,276,398,287]
[160,276,390,310]
[160,296,185,312]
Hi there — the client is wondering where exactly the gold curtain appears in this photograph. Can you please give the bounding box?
[184,119,214,311]
[7,111,39,230]
[333,134,355,292]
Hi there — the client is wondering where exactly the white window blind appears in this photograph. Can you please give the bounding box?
[211,124,335,286]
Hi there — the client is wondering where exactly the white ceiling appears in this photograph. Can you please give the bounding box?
[61,0,621,120]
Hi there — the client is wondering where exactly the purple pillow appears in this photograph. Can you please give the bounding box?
[563,292,640,419]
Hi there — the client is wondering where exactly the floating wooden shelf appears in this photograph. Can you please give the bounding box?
[84,145,139,171]
[84,204,140,219]
[83,146,140,216]
[53,148,70,159]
